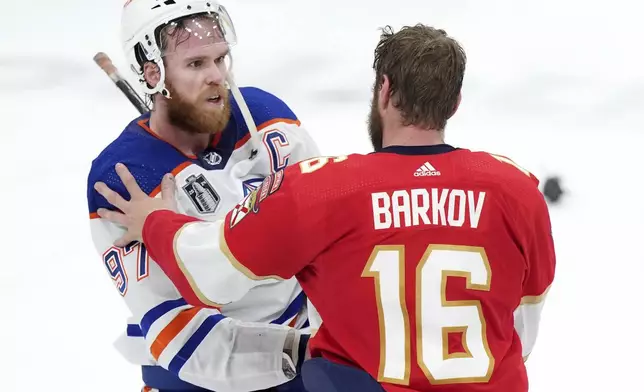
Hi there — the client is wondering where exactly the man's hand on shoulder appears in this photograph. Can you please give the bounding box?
[94,162,178,246]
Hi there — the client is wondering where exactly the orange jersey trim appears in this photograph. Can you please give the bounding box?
[150,307,202,360]
[234,118,301,150]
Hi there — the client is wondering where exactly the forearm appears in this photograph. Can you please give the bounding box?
[142,210,279,307]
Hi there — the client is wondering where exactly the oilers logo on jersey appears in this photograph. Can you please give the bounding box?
[183,174,221,214]
[202,151,223,166]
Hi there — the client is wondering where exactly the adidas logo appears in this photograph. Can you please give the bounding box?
[414,161,441,177]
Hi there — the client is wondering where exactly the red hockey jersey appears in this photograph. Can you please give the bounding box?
[143,144,556,392]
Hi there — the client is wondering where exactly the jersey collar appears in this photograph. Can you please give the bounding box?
[377,144,457,155]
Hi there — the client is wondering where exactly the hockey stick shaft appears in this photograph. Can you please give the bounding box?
[93,52,150,115]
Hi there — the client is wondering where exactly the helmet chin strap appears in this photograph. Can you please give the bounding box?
[226,54,261,160]
[227,77,260,159]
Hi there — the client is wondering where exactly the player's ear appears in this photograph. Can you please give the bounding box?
[143,62,161,88]
[448,92,462,119]
[378,75,391,113]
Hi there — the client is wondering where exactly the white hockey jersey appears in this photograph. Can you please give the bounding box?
[87,87,320,391]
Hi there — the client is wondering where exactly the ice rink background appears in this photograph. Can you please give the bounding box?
[2,0,643,390]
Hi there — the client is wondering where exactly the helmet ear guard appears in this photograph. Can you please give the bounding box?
[131,42,167,96]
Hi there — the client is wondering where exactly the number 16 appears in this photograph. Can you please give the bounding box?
[362,245,494,385]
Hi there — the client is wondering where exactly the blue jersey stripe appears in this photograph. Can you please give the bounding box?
[271,291,306,325]
[127,324,144,337]
[168,314,227,374]
[140,298,188,337]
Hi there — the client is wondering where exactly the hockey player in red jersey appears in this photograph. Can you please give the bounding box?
[95,24,556,392]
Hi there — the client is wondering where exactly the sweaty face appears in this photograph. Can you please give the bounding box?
[367,86,383,151]
[161,17,232,135]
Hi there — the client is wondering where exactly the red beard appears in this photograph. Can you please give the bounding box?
[165,81,232,135]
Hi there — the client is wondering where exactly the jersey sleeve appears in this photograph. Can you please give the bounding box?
[249,88,321,174]
[513,186,556,361]
[142,156,350,306]
[259,119,321,173]
[88,163,304,391]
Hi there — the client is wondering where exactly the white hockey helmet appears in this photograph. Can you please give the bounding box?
[121,0,263,158]
[121,0,237,95]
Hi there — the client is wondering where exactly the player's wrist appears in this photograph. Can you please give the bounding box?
[141,209,198,244]
[141,209,161,236]
[142,209,172,231]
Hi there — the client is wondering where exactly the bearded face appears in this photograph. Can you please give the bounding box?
[165,78,231,135]
[367,85,384,151]
[156,15,233,135]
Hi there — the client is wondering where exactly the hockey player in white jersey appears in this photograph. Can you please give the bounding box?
[87,1,319,391]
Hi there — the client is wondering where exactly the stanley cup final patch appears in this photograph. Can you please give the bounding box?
[183,174,221,214]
